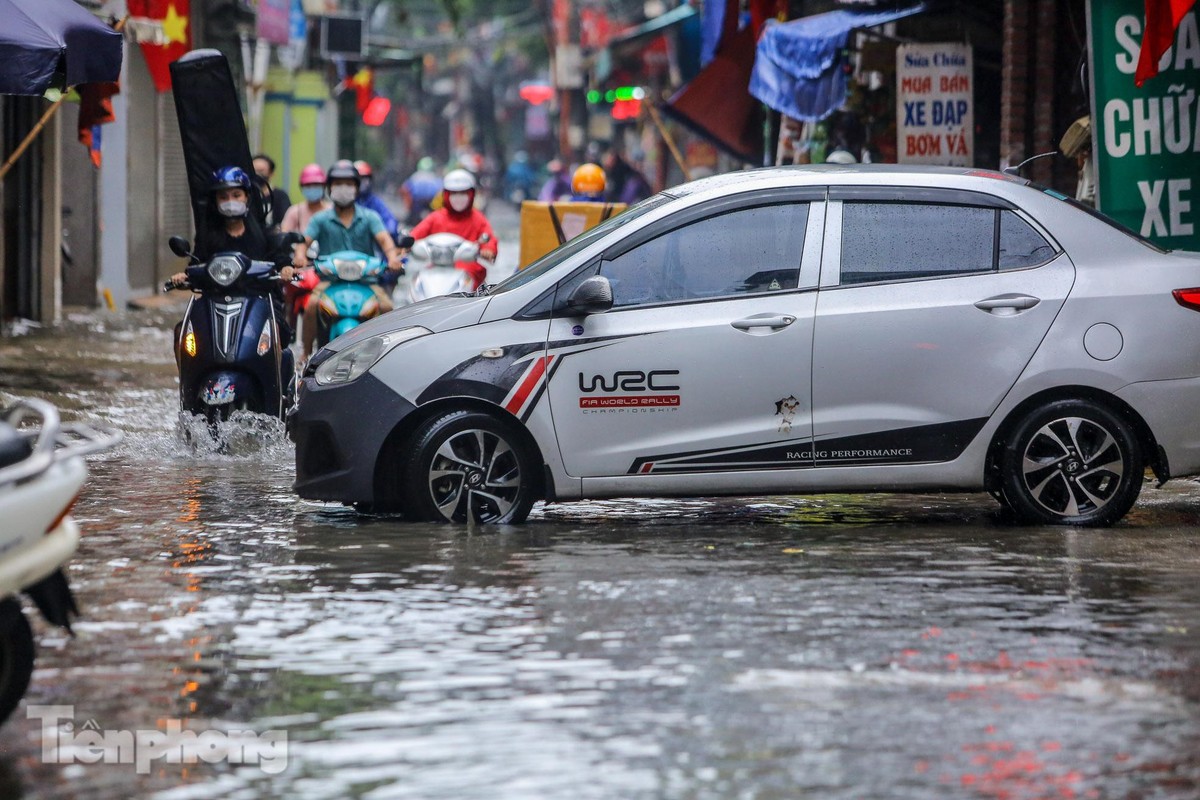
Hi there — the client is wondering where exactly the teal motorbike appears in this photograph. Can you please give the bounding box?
[311,249,390,348]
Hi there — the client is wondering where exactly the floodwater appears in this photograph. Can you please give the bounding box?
[1,305,1199,799]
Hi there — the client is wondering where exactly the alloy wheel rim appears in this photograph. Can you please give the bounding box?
[1020,416,1125,518]
[427,429,521,522]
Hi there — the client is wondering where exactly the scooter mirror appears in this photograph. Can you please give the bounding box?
[306,242,320,260]
[168,236,192,258]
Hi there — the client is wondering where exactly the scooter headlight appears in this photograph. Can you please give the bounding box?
[333,258,367,282]
[314,327,431,386]
[207,256,243,287]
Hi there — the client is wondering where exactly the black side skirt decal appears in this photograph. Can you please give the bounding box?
[629,418,989,474]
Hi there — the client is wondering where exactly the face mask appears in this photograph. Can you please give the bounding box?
[218,200,247,218]
[448,192,471,212]
[330,186,357,206]
[301,186,325,203]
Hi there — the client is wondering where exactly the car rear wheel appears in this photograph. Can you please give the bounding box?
[1000,400,1142,527]
[402,410,539,524]
[0,598,35,725]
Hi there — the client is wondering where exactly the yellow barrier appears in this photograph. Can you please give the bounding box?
[518,200,627,269]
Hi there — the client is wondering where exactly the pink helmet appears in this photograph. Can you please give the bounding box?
[298,163,326,186]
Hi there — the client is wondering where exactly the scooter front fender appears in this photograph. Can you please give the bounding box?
[330,318,361,340]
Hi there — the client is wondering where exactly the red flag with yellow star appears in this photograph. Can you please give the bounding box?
[128,0,191,92]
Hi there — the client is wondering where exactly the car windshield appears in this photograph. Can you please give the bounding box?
[1037,185,1168,253]
[487,193,675,294]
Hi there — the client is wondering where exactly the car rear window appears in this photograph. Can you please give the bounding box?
[840,202,1058,284]
[1038,187,1167,253]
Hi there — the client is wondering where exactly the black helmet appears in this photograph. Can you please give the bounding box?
[325,159,361,187]
[210,165,252,194]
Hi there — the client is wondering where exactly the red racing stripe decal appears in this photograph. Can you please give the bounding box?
[504,355,552,415]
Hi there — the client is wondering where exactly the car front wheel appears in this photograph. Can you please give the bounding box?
[1000,399,1143,527]
[402,410,539,524]
[0,598,35,725]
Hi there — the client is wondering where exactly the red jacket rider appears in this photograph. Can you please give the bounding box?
[409,168,497,288]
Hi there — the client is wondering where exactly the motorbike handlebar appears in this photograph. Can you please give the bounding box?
[162,279,188,292]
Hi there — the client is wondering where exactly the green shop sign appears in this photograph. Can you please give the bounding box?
[1089,0,1200,250]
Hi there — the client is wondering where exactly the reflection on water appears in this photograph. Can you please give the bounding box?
[0,313,1198,799]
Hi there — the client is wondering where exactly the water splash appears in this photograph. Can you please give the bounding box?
[176,410,292,460]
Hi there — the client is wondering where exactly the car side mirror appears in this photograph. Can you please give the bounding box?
[396,234,415,249]
[566,276,613,316]
[168,236,192,258]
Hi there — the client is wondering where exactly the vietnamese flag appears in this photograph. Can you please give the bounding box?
[128,0,192,92]
[1136,0,1197,86]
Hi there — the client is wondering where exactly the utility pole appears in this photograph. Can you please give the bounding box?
[552,0,583,161]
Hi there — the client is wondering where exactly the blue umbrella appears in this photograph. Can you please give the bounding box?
[0,0,123,96]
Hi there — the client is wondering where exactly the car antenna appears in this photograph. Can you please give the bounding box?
[1003,151,1057,177]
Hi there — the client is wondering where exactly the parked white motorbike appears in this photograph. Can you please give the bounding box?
[0,398,120,724]
[395,232,491,307]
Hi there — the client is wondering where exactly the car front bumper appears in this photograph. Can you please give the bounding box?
[290,372,416,505]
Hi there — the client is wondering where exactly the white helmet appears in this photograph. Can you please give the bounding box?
[443,168,477,192]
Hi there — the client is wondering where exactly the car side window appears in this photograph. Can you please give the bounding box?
[599,203,808,308]
[998,210,1055,270]
[840,202,995,284]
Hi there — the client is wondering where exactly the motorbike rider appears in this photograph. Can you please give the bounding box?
[170,166,296,284]
[570,163,607,202]
[294,159,404,358]
[538,158,572,202]
[168,165,298,348]
[400,157,442,225]
[408,168,497,290]
[252,153,291,228]
[352,160,399,241]
[280,163,330,331]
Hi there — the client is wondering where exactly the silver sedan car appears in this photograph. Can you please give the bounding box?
[290,165,1200,527]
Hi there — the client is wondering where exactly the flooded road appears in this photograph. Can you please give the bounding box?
[1,307,1199,800]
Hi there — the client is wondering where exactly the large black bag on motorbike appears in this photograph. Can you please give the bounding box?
[168,50,268,234]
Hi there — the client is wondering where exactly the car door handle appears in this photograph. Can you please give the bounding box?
[731,314,797,330]
[974,294,1040,314]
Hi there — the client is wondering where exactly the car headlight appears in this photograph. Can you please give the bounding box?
[208,256,243,287]
[333,258,366,282]
[314,327,431,385]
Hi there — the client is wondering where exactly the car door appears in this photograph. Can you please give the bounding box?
[810,187,1075,467]
[544,196,825,478]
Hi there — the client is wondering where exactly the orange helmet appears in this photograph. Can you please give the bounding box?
[572,163,606,196]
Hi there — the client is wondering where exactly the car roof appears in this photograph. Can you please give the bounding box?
[665,164,1031,199]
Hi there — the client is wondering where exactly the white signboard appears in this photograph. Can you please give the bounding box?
[896,43,974,165]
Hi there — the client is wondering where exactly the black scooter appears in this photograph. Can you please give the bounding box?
[164,234,303,427]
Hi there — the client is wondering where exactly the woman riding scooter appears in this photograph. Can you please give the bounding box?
[169,166,298,344]
[280,163,330,334]
[408,168,497,290]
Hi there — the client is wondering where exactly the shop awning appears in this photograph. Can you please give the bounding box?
[609,4,697,49]
[663,26,762,163]
[749,3,924,122]
[595,4,699,83]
